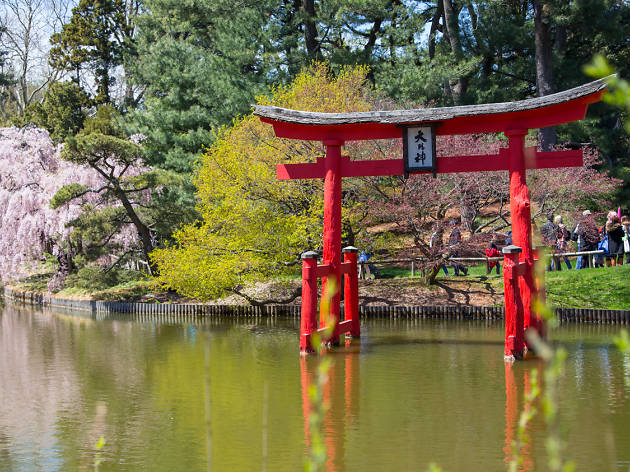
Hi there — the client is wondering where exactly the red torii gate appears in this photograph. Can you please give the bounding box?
[254,78,607,359]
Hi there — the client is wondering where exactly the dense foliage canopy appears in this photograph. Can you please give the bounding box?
[151,64,374,299]
[152,64,620,296]
[0,0,628,295]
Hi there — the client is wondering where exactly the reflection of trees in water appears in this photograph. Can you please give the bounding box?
[504,362,536,472]
[504,346,630,471]
[50,310,166,470]
[0,305,83,470]
[1,305,629,471]
[145,324,303,471]
[300,344,361,472]
[0,429,18,472]
[0,308,304,471]
[0,305,154,470]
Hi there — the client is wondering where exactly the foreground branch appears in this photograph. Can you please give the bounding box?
[231,286,302,307]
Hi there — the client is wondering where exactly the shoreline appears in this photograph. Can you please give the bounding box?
[3,286,629,325]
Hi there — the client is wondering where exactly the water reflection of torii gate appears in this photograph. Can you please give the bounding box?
[299,342,539,470]
[254,78,607,360]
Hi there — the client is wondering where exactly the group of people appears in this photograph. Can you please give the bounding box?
[358,209,629,280]
[456,208,630,277]
[540,209,630,270]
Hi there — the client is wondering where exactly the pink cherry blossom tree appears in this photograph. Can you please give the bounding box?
[0,125,142,289]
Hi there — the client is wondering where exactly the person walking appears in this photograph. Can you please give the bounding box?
[606,214,625,266]
[572,210,598,269]
[540,214,557,271]
[485,241,501,275]
[622,215,630,264]
[430,223,448,275]
[553,215,572,270]
[448,220,468,276]
[358,251,374,279]
[594,212,615,268]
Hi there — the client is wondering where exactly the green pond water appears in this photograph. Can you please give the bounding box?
[1,302,629,471]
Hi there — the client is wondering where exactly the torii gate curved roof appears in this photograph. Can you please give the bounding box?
[253,78,608,141]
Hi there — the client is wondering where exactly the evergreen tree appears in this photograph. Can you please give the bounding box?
[53,106,183,275]
[49,0,137,105]
[17,82,91,143]
[128,0,276,174]
[129,0,629,215]
[0,27,12,88]
[0,27,15,123]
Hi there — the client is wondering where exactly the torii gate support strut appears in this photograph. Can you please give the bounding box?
[254,78,607,359]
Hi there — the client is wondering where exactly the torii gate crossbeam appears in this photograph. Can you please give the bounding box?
[254,78,607,359]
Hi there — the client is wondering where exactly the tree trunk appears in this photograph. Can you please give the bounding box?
[389,16,397,66]
[57,250,75,278]
[48,248,76,292]
[533,0,556,151]
[428,1,444,60]
[442,0,462,58]
[342,220,356,248]
[112,183,158,275]
[554,24,567,52]
[423,262,442,285]
[363,18,383,64]
[460,202,476,232]
[124,82,135,110]
[442,0,467,104]
[302,0,320,58]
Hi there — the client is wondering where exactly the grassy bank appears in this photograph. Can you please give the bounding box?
[11,273,158,302]
[544,264,630,310]
[379,261,629,310]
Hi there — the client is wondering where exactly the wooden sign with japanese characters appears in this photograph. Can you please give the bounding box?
[402,125,437,176]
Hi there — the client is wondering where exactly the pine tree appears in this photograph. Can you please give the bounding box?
[0,27,12,88]
[0,27,15,123]
[49,0,136,105]
[0,125,141,287]
[54,106,182,275]
[18,82,91,143]
[127,0,276,174]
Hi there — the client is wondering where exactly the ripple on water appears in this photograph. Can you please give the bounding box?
[0,305,629,471]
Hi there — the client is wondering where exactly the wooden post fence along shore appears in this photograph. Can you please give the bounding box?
[4,286,630,325]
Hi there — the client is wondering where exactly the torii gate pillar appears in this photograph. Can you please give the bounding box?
[506,130,543,344]
[321,141,343,345]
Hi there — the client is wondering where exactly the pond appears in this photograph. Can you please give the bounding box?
[0,303,629,471]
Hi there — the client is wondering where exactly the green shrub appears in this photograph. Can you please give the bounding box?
[64,265,143,291]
